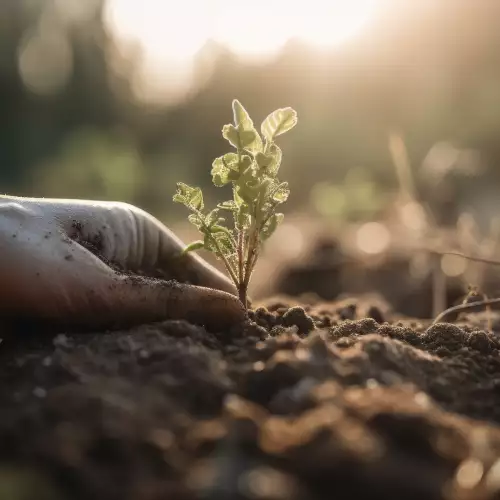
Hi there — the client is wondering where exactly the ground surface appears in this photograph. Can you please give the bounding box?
[2,296,500,500]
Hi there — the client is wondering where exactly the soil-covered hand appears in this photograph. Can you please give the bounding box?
[0,195,247,331]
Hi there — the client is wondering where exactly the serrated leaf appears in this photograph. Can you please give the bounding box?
[203,232,217,253]
[211,157,231,186]
[217,200,238,211]
[174,182,204,210]
[203,231,234,256]
[272,182,290,203]
[172,193,186,205]
[255,145,282,176]
[217,233,235,254]
[237,180,262,204]
[211,224,231,234]
[182,240,204,254]
[262,213,284,240]
[267,144,282,175]
[212,153,253,186]
[206,208,222,227]
[188,213,203,229]
[224,152,240,168]
[237,208,251,230]
[261,107,297,141]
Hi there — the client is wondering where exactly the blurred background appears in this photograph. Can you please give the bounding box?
[3,0,500,316]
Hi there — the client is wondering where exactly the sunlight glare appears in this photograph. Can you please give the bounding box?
[291,0,379,48]
[105,0,212,63]
[213,0,290,62]
[105,0,380,102]
[105,0,214,104]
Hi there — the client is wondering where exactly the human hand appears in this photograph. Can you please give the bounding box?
[0,196,247,331]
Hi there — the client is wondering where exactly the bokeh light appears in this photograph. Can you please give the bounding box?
[356,222,391,255]
[18,10,73,96]
[440,254,467,277]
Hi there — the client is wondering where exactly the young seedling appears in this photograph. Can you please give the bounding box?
[173,99,298,308]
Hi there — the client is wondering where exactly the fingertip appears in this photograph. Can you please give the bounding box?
[167,284,247,332]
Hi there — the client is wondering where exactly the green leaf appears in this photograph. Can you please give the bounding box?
[233,188,247,209]
[222,100,263,154]
[223,124,261,152]
[267,144,282,175]
[217,200,238,211]
[236,204,251,230]
[232,99,252,129]
[262,213,284,240]
[211,225,235,245]
[255,145,282,176]
[222,124,240,149]
[212,153,252,186]
[237,180,262,204]
[217,233,235,254]
[173,182,204,210]
[203,231,234,256]
[224,152,240,168]
[272,182,290,203]
[238,127,261,151]
[232,100,263,154]
[206,208,222,227]
[211,157,232,186]
[182,240,204,254]
[255,152,272,169]
[188,213,204,229]
[203,232,217,253]
[261,107,297,141]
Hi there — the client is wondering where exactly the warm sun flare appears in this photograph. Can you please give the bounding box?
[104,0,379,102]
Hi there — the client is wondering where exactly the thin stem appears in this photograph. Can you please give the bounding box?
[433,297,500,324]
[436,251,500,267]
[211,234,239,287]
[190,207,239,287]
[237,228,245,283]
[238,283,248,309]
[242,228,259,288]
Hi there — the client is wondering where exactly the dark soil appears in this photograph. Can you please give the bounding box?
[2,297,500,500]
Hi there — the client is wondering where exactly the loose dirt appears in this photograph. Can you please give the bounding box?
[2,296,500,500]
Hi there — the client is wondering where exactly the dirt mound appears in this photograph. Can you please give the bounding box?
[2,299,500,500]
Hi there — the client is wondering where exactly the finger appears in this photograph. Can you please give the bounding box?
[106,279,247,332]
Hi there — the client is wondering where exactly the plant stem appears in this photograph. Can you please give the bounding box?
[191,207,239,289]
[237,229,244,283]
[241,228,260,306]
[433,297,500,324]
[435,250,500,267]
[238,283,248,309]
[207,232,239,288]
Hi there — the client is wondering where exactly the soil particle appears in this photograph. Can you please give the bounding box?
[366,305,386,324]
[281,307,316,335]
[3,297,500,499]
